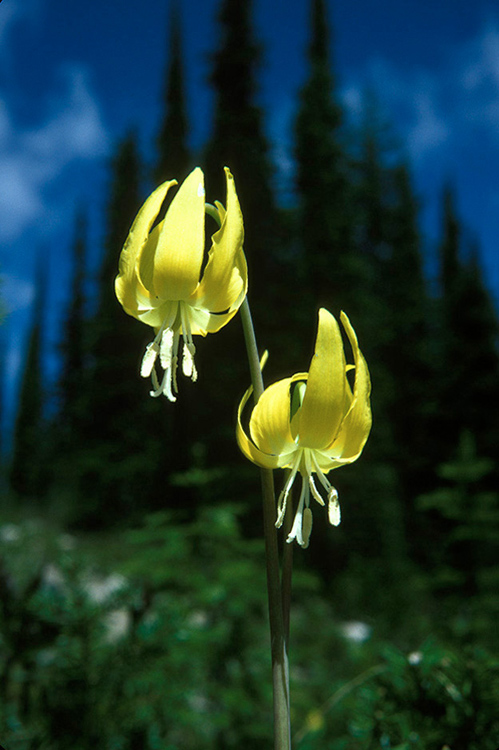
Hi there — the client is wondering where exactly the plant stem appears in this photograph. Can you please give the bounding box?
[281,501,294,646]
[240,297,291,750]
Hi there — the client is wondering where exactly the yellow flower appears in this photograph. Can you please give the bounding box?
[115,167,247,400]
[237,309,371,548]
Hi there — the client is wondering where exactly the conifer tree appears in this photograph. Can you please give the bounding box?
[456,250,499,461]
[74,134,174,527]
[332,99,412,580]
[440,186,461,305]
[294,0,354,309]
[153,0,194,480]
[155,1,191,184]
[203,0,279,308]
[46,210,92,507]
[58,209,87,439]
[418,431,499,644]
[386,166,434,480]
[187,0,283,492]
[437,190,499,462]
[9,256,46,498]
[381,164,437,551]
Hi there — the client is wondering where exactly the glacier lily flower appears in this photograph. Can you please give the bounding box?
[237,309,371,548]
[115,167,246,400]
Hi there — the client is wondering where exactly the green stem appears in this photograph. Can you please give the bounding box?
[281,499,294,646]
[240,297,291,750]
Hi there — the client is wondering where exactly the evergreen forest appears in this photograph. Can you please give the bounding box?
[1,0,499,747]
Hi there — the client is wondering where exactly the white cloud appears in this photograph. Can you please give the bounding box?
[407,89,449,157]
[24,66,109,163]
[341,20,499,164]
[1,273,36,314]
[462,24,499,91]
[0,66,109,243]
[0,0,41,67]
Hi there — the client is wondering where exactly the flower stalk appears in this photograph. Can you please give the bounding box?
[240,297,292,750]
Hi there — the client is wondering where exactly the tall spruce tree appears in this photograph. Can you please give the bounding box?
[385,164,436,546]
[190,0,276,473]
[203,0,280,311]
[45,210,91,508]
[437,189,499,463]
[73,134,174,527]
[152,0,195,480]
[331,99,412,585]
[155,1,191,184]
[9,256,47,498]
[58,209,87,438]
[294,0,354,310]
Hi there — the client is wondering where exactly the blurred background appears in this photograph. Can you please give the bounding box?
[1,0,499,747]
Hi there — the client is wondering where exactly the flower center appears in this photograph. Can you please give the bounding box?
[140,301,198,401]
[275,447,340,548]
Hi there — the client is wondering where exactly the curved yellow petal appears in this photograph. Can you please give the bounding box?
[236,383,295,469]
[289,373,309,440]
[115,179,177,318]
[137,300,179,331]
[139,167,206,302]
[187,251,247,337]
[192,168,246,312]
[327,312,372,461]
[249,376,297,457]
[298,309,347,450]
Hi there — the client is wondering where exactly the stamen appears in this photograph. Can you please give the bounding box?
[149,345,177,402]
[304,451,325,506]
[309,453,341,526]
[141,341,159,378]
[150,368,168,399]
[182,343,198,381]
[328,487,341,527]
[180,303,197,383]
[308,474,325,505]
[276,452,302,528]
[171,332,180,393]
[302,508,313,548]
[160,328,174,369]
[311,454,334,495]
[286,479,309,547]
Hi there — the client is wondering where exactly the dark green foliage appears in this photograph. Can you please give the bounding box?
[155,2,191,184]
[56,210,88,446]
[440,197,499,456]
[294,0,355,309]
[52,135,176,528]
[9,257,47,499]
[327,640,499,749]
[2,513,499,749]
[418,432,499,649]
[3,0,499,744]
[203,0,282,315]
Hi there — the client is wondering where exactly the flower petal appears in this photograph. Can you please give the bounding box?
[139,167,206,301]
[192,168,246,312]
[298,309,347,450]
[249,377,297,458]
[115,179,177,318]
[327,311,372,461]
[187,273,245,336]
[236,383,295,470]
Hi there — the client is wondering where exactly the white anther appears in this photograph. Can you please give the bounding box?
[160,328,174,369]
[328,488,341,527]
[182,343,198,381]
[141,341,160,378]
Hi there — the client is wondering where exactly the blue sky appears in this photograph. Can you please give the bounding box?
[1,0,499,434]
